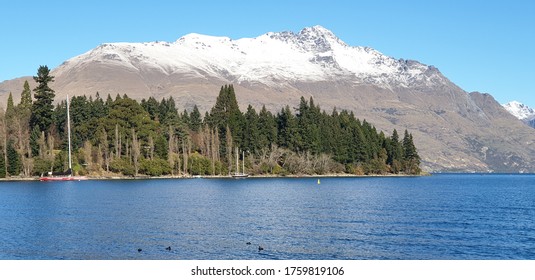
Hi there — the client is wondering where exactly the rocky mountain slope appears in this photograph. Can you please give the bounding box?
[2,26,535,172]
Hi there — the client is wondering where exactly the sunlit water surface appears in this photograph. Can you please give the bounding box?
[0,174,534,259]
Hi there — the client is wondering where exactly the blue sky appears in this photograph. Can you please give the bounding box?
[1,0,534,106]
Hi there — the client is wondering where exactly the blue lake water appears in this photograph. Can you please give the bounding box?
[0,174,534,260]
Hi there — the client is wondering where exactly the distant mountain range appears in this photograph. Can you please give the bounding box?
[2,25,535,172]
[503,101,535,129]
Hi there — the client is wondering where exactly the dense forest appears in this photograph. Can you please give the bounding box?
[0,66,421,178]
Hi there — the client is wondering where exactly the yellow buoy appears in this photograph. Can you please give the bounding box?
[317,179,321,185]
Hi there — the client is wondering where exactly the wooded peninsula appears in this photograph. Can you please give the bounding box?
[0,66,421,179]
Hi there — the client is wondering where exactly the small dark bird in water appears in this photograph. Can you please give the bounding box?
[258,246,264,252]
[137,248,142,253]
[165,246,171,251]
[246,242,251,245]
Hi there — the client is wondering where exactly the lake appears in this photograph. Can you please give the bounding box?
[0,174,534,260]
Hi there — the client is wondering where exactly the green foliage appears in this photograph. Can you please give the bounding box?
[3,79,422,177]
[153,134,169,159]
[29,126,41,157]
[402,130,421,174]
[32,158,52,176]
[30,66,55,132]
[109,158,135,176]
[139,158,171,176]
[188,105,202,132]
[141,97,160,121]
[258,106,277,148]
[207,85,244,160]
[242,105,260,153]
[6,140,21,176]
[5,92,16,122]
[188,153,211,175]
[0,151,6,178]
[53,150,68,172]
[276,105,299,151]
[18,80,33,117]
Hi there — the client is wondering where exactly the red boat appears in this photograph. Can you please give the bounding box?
[39,175,87,181]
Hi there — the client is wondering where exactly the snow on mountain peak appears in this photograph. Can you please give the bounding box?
[56,26,444,88]
[502,101,535,120]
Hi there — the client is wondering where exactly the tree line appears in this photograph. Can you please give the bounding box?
[0,66,421,178]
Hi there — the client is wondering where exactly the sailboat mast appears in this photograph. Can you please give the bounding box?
[67,95,72,172]
[242,150,245,174]
[236,147,239,174]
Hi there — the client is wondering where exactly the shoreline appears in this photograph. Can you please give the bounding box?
[2,172,534,182]
[0,172,429,182]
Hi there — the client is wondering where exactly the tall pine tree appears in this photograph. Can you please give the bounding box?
[30,66,55,132]
[242,105,260,153]
[6,140,21,176]
[0,150,5,178]
[402,130,421,174]
[19,80,33,116]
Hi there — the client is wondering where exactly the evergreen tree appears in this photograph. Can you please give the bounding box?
[276,105,299,151]
[17,81,33,141]
[105,94,114,107]
[189,105,202,132]
[386,129,403,171]
[18,80,32,116]
[242,105,260,153]
[154,133,169,159]
[141,97,160,121]
[207,85,243,161]
[0,150,5,178]
[258,105,277,149]
[5,93,17,141]
[5,92,16,121]
[30,66,55,132]
[30,126,41,157]
[159,97,180,127]
[402,130,421,174]
[94,93,109,116]
[6,140,21,176]
[181,109,190,127]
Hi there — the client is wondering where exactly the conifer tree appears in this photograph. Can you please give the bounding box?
[141,97,160,121]
[29,126,41,157]
[6,140,21,176]
[30,66,55,132]
[208,85,243,162]
[5,93,17,141]
[189,105,202,132]
[402,130,420,174]
[19,81,32,116]
[258,105,277,149]
[277,105,299,151]
[5,92,16,121]
[243,105,260,153]
[0,150,5,178]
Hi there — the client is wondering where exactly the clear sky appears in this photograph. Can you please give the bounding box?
[1,0,534,107]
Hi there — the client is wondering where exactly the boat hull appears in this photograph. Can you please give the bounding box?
[231,174,249,179]
[39,176,88,181]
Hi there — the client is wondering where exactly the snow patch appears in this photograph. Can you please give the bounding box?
[503,101,535,120]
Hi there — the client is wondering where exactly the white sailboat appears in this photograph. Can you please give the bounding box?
[232,147,249,178]
[40,95,87,181]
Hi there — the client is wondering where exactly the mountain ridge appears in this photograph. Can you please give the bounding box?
[503,100,535,129]
[1,26,535,172]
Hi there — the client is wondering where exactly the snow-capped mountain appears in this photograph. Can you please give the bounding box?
[502,101,535,120]
[502,101,535,129]
[54,25,443,89]
[2,25,535,172]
